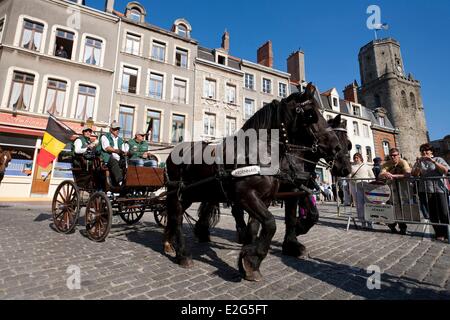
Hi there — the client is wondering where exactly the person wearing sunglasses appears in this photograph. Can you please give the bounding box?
[379,148,412,235]
[412,143,449,243]
[100,121,129,187]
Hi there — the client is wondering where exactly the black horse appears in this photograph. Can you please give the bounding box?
[278,114,352,257]
[163,84,343,281]
[194,114,352,257]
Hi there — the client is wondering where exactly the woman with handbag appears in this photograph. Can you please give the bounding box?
[349,153,375,229]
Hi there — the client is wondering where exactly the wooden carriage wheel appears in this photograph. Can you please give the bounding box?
[52,180,80,234]
[85,192,112,242]
[119,202,145,225]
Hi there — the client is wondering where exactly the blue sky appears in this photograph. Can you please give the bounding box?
[89,0,450,141]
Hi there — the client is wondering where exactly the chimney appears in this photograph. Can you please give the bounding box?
[257,41,273,68]
[105,0,115,13]
[287,50,306,84]
[221,30,230,52]
[343,81,359,103]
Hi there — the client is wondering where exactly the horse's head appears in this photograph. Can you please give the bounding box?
[0,151,12,184]
[328,115,352,177]
[0,151,12,169]
[282,83,341,164]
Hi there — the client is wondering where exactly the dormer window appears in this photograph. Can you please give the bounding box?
[177,24,188,37]
[333,98,338,107]
[353,105,361,117]
[125,3,146,23]
[379,116,386,127]
[218,55,226,65]
[130,9,141,22]
[172,19,192,39]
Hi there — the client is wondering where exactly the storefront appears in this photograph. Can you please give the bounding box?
[0,113,86,199]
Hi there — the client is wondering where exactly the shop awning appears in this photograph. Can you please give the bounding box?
[0,124,44,137]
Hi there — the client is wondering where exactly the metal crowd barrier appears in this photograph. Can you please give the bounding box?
[336,176,450,243]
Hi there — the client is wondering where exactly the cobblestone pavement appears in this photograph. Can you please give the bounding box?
[0,201,449,300]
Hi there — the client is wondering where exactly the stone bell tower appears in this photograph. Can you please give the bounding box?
[358,38,429,162]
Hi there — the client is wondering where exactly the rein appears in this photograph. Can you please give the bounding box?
[281,126,346,175]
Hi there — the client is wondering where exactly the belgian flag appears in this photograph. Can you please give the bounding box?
[36,115,76,168]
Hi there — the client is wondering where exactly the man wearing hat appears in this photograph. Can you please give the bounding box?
[128,131,158,168]
[72,126,97,169]
[100,121,128,186]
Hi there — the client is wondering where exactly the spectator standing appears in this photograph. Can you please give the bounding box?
[379,148,412,235]
[55,45,69,59]
[350,153,375,229]
[412,144,450,242]
[337,179,345,204]
[331,183,337,202]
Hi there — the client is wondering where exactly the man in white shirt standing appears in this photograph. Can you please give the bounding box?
[100,122,128,187]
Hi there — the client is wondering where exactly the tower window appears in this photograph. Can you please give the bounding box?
[401,91,408,109]
[374,94,381,107]
[410,92,417,109]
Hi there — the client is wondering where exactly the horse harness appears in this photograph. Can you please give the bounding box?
[170,99,343,201]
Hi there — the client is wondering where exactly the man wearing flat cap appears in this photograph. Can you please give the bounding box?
[128,131,158,168]
[72,126,98,169]
[100,121,128,186]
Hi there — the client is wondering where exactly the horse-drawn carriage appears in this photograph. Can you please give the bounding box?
[52,153,168,242]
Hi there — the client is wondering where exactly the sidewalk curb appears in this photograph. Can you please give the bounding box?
[0,198,52,203]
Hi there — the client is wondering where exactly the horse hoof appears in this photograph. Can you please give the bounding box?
[179,257,194,269]
[282,242,307,258]
[245,270,263,282]
[163,242,175,255]
[239,255,262,282]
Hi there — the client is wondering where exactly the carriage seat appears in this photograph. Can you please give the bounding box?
[125,166,165,188]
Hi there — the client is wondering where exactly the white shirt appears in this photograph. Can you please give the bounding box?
[74,139,88,155]
[350,163,375,180]
[101,135,128,161]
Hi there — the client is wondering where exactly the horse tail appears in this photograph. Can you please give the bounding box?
[194,202,221,243]
[197,202,221,229]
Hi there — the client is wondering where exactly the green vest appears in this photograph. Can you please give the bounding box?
[128,139,149,160]
[71,136,91,168]
[71,136,90,155]
[100,133,124,163]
